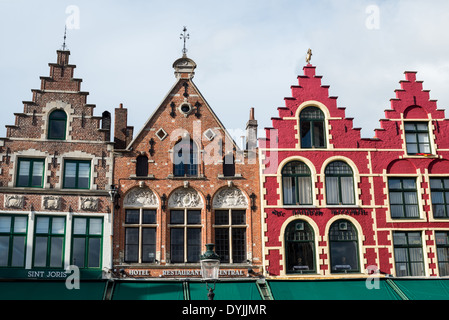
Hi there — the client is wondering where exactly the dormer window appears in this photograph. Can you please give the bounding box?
[404,122,431,155]
[300,107,325,148]
[48,110,67,140]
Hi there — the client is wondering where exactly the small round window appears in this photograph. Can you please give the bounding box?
[180,103,191,114]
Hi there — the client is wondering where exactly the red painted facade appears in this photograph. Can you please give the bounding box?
[260,63,449,278]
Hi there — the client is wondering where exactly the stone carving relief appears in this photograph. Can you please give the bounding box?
[4,195,24,209]
[43,196,61,210]
[168,188,203,208]
[124,188,158,207]
[213,187,248,208]
[80,197,99,211]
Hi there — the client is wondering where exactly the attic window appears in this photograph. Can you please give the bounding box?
[204,128,216,141]
[156,128,168,141]
[179,103,192,116]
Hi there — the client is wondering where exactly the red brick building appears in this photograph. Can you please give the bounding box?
[0,49,114,283]
[260,61,449,280]
[111,51,263,281]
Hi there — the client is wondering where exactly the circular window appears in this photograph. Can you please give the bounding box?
[180,104,191,114]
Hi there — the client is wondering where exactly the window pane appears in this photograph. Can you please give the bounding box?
[31,161,44,187]
[36,217,49,234]
[232,228,246,263]
[0,217,11,233]
[170,229,184,263]
[73,218,87,235]
[0,236,9,266]
[125,210,140,224]
[187,228,201,262]
[214,211,229,225]
[300,121,311,148]
[330,241,358,273]
[286,241,315,273]
[78,163,90,189]
[431,191,444,204]
[326,177,339,204]
[14,217,27,233]
[17,160,31,186]
[64,162,77,188]
[88,238,101,268]
[283,176,296,205]
[430,179,443,189]
[142,228,156,263]
[231,210,246,225]
[89,219,102,235]
[52,218,65,234]
[402,179,416,189]
[388,179,401,189]
[313,121,325,147]
[406,144,418,154]
[298,176,312,205]
[187,210,201,225]
[170,210,184,224]
[416,123,428,131]
[50,237,64,267]
[215,228,229,263]
[405,133,417,143]
[34,237,47,267]
[125,228,138,262]
[142,210,156,224]
[72,238,86,267]
[340,177,355,204]
[11,236,26,267]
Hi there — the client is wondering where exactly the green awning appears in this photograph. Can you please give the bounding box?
[188,281,262,300]
[391,279,449,300]
[111,281,185,300]
[268,279,402,300]
[0,280,108,300]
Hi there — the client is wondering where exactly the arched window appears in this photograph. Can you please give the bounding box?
[173,139,198,177]
[223,153,235,177]
[136,155,148,177]
[325,161,355,205]
[282,161,312,205]
[48,110,67,140]
[285,220,315,273]
[300,107,325,148]
[329,219,359,273]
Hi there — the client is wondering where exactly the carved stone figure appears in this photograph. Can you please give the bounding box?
[5,195,24,209]
[43,196,61,210]
[124,188,158,207]
[168,188,202,208]
[80,197,99,211]
[213,187,248,208]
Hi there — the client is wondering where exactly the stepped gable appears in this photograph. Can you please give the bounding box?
[5,50,109,142]
[374,71,449,149]
[260,63,362,150]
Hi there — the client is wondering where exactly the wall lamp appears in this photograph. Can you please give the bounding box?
[109,184,120,209]
[161,194,167,211]
[250,193,256,211]
[206,194,211,211]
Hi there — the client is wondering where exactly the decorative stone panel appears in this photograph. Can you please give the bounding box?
[124,188,158,207]
[168,188,203,208]
[213,187,248,208]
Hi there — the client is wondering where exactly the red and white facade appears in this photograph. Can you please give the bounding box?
[259,63,449,278]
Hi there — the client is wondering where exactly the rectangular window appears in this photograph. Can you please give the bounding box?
[214,210,246,263]
[0,215,27,267]
[170,209,202,263]
[430,178,449,218]
[16,158,45,188]
[393,231,424,277]
[388,178,419,219]
[124,209,157,263]
[404,122,431,155]
[436,232,449,277]
[63,160,91,189]
[33,216,65,268]
[71,217,103,268]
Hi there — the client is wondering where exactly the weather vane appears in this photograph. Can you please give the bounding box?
[180,26,190,56]
[306,48,312,64]
[62,25,68,51]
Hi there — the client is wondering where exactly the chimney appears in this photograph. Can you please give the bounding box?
[114,103,131,149]
[246,107,258,151]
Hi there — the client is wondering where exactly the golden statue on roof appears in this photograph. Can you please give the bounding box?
[306,48,312,64]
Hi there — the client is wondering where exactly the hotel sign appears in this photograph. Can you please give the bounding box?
[123,268,248,278]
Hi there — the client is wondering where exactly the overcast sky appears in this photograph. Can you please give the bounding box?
[1,0,449,145]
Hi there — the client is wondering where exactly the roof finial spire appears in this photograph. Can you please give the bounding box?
[62,25,68,51]
[306,48,312,64]
[180,26,190,56]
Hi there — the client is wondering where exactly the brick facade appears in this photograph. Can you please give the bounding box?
[111,53,263,279]
[0,50,114,279]
[260,62,449,278]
